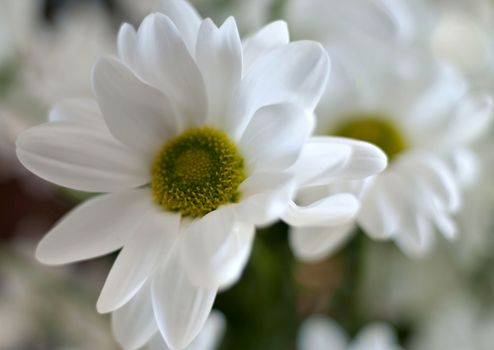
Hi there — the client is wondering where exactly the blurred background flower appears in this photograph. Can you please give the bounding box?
[1,0,493,349]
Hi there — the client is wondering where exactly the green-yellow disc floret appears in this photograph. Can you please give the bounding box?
[151,126,246,218]
[334,114,407,161]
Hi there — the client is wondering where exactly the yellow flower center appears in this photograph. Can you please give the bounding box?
[333,114,407,161]
[151,127,246,218]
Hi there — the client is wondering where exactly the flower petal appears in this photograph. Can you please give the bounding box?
[97,208,180,313]
[159,0,202,54]
[283,193,359,227]
[117,23,138,69]
[151,249,217,350]
[136,13,208,129]
[145,311,225,350]
[444,92,493,145]
[407,155,461,212]
[242,20,289,71]
[48,98,105,128]
[92,56,179,161]
[298,315,348,350]
[35,189,151,265]
[181,206,255,289]
[324,137,388,180]
[289,223,355,263]
[233,173,296,226]
[16,122,149,192]
[394,211,435,259]
[358,171,408,239]
[239,103,312,173]
[112,282,158,350]
[228,41,330,139]
[196,17,242,125]
[287,137,352,186]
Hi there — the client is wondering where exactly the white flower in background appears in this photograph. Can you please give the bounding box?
[21,3,115,106]
[431,0,494,81]
[410,293,494,350]
[298,315,402,350]
[1,2,114,182]
[16,0,385,348]
[284,0,493,260]
[140,311,225,350]
[0,243,119,350]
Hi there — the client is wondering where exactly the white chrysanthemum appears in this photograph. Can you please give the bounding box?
[16,0,386,348]
[431,0,494,80]
[298,315,402,350]
[284,0,493,260]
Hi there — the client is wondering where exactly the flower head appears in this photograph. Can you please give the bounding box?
[11,0,379,347]
[284,0,493,260]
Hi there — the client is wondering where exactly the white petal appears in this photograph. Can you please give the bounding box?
[145,311,225,350]
[112,282,158,350]
[182,206,255,289]
[450,147,479,187]
[298,315,348,350]
[358,172,407,240]
[242,21,289,71]
[92,57,179,161]
[351,322,401,349]
[117,23,138,69]
[196,17,242,124]
[36,189,151,265]
[151,249,217,350]
[136,13,207,129]
[414,156,461,212]
[48,98,105,128]
[289,224,355,263]
[16,122,149,192]
[159,0,202,54]
[287,137,352,186]
[432,12,492,74]
[239,103,311,173]
[434,212,458,240]
[186,311,226,350]
[394,212,435,259]
[97,208,180,313]
[445,93,493,145]
[228,41,330,139]
[144,334,170,350]
[233,173,296,226]
[324,137,388,180]
[283,194,359,227]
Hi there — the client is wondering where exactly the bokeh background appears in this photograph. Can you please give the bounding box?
[1,0,494,349]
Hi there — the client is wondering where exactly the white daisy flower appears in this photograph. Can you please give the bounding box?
[284,0,493,260]
[298,315,402,350]
[15,0,385,348]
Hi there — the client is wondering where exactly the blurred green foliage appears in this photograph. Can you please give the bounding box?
[216,222,298,350]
